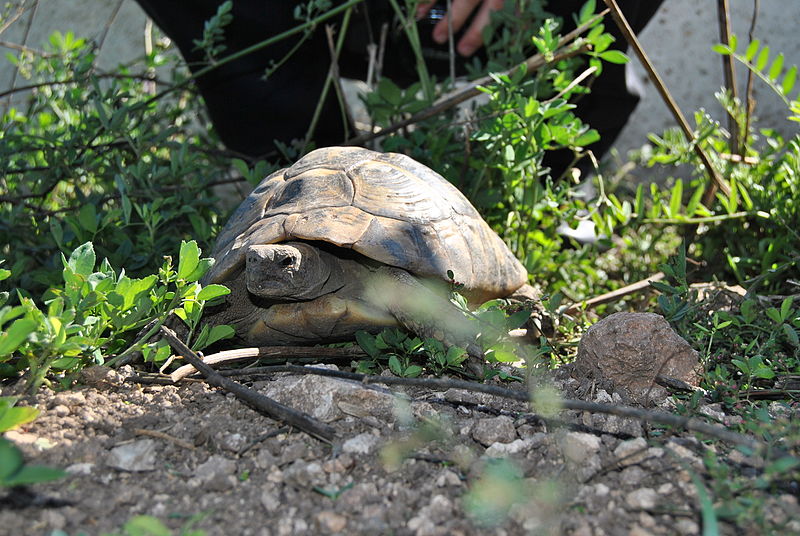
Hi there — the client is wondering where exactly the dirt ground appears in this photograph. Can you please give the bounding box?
[1,363,798,536]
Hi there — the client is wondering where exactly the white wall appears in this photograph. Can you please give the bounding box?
[2,1,798,156]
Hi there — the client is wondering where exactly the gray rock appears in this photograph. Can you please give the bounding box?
[626,488,659,509]
[471,415,516,446]
[65,462,94,475]
[107,439,157,472]
[560,432,602,464]
[260,486,282,513]
[619,465,646,487]
[315,510,347,533]
[614,437,649,466]
[193,455,238,491]
[573,312,700,404]
[342,432,381,455]
[283,460,326,488]
[263,372,395,422]
[220,432,246,453]
[485,438,535,457]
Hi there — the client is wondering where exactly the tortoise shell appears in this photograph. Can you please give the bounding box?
[204,147,527,302]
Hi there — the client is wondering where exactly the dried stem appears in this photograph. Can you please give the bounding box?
[716,0,739,154]
[214,364,761,450]
[159,326,336,442]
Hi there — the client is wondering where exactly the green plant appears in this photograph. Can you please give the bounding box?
[0,396,66,487]
[0,240,231,392]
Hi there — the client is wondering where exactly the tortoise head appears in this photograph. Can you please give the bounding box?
[245,242,340,301]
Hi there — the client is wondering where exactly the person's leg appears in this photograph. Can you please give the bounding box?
[135,0,355,157]
[542,0,665,177]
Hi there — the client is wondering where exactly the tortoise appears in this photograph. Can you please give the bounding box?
[201,146,531,356]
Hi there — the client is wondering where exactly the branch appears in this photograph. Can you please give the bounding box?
[600,0,731,205]
[347,9,609,145]
[214,364,761,450]
[159,326,336,442]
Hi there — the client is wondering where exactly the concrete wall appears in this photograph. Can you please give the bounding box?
[2,0,798,157]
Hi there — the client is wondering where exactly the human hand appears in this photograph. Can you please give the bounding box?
[416,0,505,57]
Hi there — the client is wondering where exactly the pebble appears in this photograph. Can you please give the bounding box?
[471,415,516,446]
[107,439,157,472]
[315,510,347,533]
[485,438,534,457]
[283,460,326,488]
[560,432,602,464]
[193,454,237,491]
[626,488,658,509]
[342,432,381,455]
[614,437,649,466]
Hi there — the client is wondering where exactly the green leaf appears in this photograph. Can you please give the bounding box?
[204,324,235,347]
[711,44,730,55]
[578,0,596,24]
[77,203,98,234]
[121,515,172,536]
[185,258,214,283]
[355,331,379,358]
[0,404,40,432]
[781,65,797,96]
[0,317,37,356]
[768,53,784,80]
[388,355,403,376]
[403,365,423,378]
[197,284,230,302]
[782,324,799,348]
[506,310,531,330]
[67,242,96,277]
[0,268,10,282]
[740,300,758,324]
[756,45,770,71]
[177,240,201,280]
[745,39,760,61]
[765,307,782,324]
[2,463,66,487]
[598,50,628,64]
[668,179,684,218]
[780,296,794,322]
[0,438,24,481]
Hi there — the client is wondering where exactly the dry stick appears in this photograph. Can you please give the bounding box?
[716,0,739,154]
[561,272,665,315]
[134,428,196,450]
[346,9,609,146]
[741,0,760,156]
[170,345,367,382]
[601,0,731,210]
[216,364,761,450]
[159,326,336,443]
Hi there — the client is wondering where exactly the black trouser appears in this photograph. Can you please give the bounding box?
[134,0,663,174]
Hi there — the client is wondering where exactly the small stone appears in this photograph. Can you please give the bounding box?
[471,415,516,446]
[342,432,380,455]
[260,487,281,513]
[619,466,646,487]
[283,460,326,488]
[193,455,237,491]
[315,510,347,533]
[52,391,86,408]
[51,405,70,417]
[255,448,277,470]
[220,432,246,453]
[443,388,480,405]
[626,488,658,509]
[436,469,462,487]
[674,519,700,534]
[485,438,534,457]
[629,525,655,536]
[614,437,649,466]
[658,483,675,495]
[78,365,125,387]
[560,432,602,464]
[65,462,94,475]
[107,440,157,472]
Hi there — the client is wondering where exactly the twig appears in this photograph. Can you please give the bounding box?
[600,0,731,206]
[159,326,336,442]
[215,364,761,450]
[742,0,760,156]
[561,272,665,314]
[96,0,124,53]
[133,428,196,450]
[716,0,739,154]
[347,9,609,145]
[170,345,367,382]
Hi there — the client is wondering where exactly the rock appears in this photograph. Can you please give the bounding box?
[619,466,646,487]
[471,415,516,446]
[51,391,86,408]
[65,462,94,475]
[443,388,480,405]
[342,432,381,455]
[626,488,658,509]
[78,366,125,387]
[283,460,326,488]
[107,439,157,472]
[436,469,462,487]
[220,432,247,453]
[263,372,395,422]
[573,312,700,404]
[315,510,347,533]
[260,488,281,513]
[560,432,602,464]
[485,438,534,457]
[613,437,648,466]
[407,495,454,535]
[193,455,238,491]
